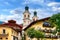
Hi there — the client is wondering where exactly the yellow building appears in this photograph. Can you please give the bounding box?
[24,17,59,40]
[0,20,22,40]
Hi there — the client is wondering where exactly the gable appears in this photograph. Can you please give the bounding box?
[24,17,50,31]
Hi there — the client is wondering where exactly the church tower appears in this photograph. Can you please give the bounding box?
[32,11,38,21]
[23,6,31,29]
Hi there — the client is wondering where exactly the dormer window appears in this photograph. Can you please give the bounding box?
[43,22,51,27]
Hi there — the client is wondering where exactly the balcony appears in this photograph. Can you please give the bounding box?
[0,33,9,37]
[39,29,55,33]
[42,30,54,33]
[44,34,58,39]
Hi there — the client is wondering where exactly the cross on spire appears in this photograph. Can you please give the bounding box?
[25,0,29,11]
[25,0,28,5]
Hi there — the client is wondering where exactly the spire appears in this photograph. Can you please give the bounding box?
[25,6,29,11]
[34,11,37,16]
[32,11,38,21]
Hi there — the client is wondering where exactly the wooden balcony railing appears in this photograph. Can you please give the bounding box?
[0,33,9,36]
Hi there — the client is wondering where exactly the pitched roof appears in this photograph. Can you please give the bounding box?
[24,17,50,31]
[0,20,22,32]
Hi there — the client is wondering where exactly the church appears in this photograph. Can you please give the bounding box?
[23,6,38,29]
[22,6,60,40]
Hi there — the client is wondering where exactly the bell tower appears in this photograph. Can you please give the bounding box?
[23,6,31,29]
[32,11,38,21]
[23,6,30,19]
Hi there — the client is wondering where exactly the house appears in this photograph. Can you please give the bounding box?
[23,17,59,40]
[0,20,22,40]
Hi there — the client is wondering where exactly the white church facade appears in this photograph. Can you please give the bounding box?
[23,6,38,29]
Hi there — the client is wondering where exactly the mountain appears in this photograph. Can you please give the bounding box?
[0,21,4,24]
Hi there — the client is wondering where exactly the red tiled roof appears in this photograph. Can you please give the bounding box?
[0,20,23,32]
[8,20,16,24]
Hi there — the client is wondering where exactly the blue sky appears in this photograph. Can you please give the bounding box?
[0,0,60,24]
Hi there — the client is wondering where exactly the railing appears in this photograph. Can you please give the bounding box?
[39,28,55,33]
[0,33,9,36]
[44,34,58,38]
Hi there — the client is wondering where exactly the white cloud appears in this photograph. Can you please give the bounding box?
[47,2,60,12]
[58,7,60,10]
[29,8,53,19]
[0,7,58,24]
[47,2,60,6]
[22,0,44,5]
[1,6,59,24]
[0,14,23,24]
[0,8,52,24]
[10,8,24,14]
[10,10,21,14]
[9,8,24,24]
[51,6,60,12]
[52,7,57,11]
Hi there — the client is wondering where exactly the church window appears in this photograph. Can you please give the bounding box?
[24,15,26,17]
[28,15,29,17]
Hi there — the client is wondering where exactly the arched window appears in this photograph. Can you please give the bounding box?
[28,15,30,18]
[24,15,26,17]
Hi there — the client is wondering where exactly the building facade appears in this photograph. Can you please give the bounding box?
[23,6,31,29]
[24,17,60,40]
[0,20,22,40]
[23,6,38,29]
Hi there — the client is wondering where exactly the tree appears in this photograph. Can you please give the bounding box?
[49,13,60,35]
[34,30,44,40]
[27,28,35,40]
[27,28,44,40]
